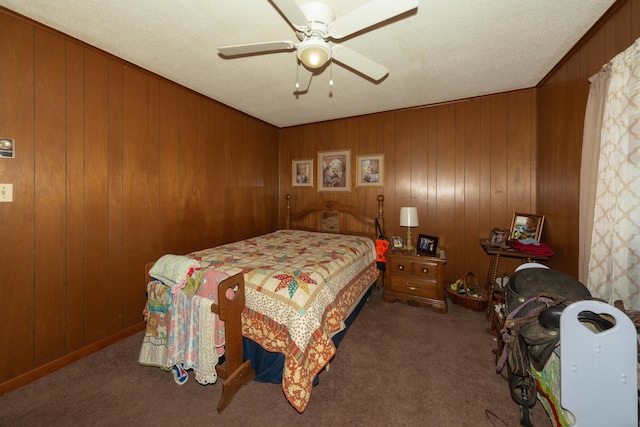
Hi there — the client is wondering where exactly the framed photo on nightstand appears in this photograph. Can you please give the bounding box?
[417,234,438,256]
[390,236,404,250]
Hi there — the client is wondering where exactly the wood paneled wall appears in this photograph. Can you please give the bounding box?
[537,0,640,275]
[0,10,279,387]
[279,89,538,284]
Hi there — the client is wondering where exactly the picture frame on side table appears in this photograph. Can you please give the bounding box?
[417,234,438,256]
[489,228,510,247]
[318,149,351,192]
[390,235,404,250]
[292,159,313,187]
[509,213,545,242]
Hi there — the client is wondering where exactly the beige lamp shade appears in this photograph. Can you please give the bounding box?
[399,207,419,227]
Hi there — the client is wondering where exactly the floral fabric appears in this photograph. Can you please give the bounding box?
[189,229,378,412]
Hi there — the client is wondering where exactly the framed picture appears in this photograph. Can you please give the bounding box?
[416,234,438,256]
[489,228,509,246]
[390,235,404,250]
[292,159,313,187]
[318,149,351,192]
[356,154,384,187]
[509,213,545,242]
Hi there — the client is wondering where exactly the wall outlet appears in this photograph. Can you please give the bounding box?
[0,184,13,202]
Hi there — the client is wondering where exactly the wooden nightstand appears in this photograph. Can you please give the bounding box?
[383,250,447,313]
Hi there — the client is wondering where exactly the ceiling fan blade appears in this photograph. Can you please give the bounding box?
[218,41,296,57]
[294,63,313,94]
[331,45,389,82]
[270,0,309,31]
[330,0,418,39]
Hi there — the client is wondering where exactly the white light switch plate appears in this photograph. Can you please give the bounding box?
[0,184,13,202]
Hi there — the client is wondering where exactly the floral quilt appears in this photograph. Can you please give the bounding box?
[188,229,378,412]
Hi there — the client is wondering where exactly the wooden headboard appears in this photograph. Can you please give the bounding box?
[285,194,384,241]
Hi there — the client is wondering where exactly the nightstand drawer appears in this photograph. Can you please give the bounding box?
[388,277,438,299]
[389,259,412,276]
[413,260,438,280]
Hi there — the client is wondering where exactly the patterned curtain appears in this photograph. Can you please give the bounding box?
[583,38,640,310]
[579,65,611,285]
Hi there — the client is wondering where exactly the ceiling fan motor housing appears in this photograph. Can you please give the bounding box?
[300,1,336,37]
[296,2,335,68]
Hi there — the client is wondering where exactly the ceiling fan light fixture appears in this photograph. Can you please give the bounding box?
[297,38,331,69]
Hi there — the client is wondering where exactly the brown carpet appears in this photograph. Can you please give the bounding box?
[0,289,552,427]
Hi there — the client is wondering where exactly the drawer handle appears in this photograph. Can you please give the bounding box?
[397,264,404,271]
[405,283,421,291]
[421,267,429,274]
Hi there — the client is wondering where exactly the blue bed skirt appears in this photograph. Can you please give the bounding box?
[243,281,376,384]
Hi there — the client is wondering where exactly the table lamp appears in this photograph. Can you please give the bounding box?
[400,207,419,251]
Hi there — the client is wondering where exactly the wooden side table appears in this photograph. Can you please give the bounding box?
[383,250,447,313]
[479,240,550,331]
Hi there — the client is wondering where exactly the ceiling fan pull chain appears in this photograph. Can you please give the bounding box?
[329,61,334,87]
[329,61,334,97]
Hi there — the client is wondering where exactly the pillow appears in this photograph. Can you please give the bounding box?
[148,254,201,293]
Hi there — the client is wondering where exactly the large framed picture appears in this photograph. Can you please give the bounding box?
[318,149,351,192]
[292,159,313,187]
[356,154,384,187]
[416,234,438,256]
[510,213,545,242]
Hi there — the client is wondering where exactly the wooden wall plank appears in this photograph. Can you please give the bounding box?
[463,99,482,280]
[489,96,508,229]
[65,41,86,352]
[107,59,124,335]
[411,108,429,236]
[208,102,224,243]
[425,107,438,244]
[33,28,67,366]
[157,80,181,254]
[147,76,160,258]
[122,65,149,327]
[394,110,412,217]
[476,96,494,280]
[453,103,466,277]
[194,96,208,248]
[436,103,457,276]
[0,13,36,382]
[178,90,197,253]
[84,48,110,344]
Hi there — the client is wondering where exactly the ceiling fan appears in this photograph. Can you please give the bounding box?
[218,0,418,93]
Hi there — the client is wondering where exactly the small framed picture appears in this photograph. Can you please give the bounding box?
[510,213,545,242]
[356,154,384,187]
[292,159,313,187]
[390,235,404,250]
[489,228,509,246]
[416,234,438,256]
[318,149,351,192]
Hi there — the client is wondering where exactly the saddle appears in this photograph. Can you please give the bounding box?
[502,268,593,374]
[497,267,617,426]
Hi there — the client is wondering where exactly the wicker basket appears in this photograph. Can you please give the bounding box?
[445,272,490,312]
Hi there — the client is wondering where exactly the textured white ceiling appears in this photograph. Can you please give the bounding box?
[0,0,616,128]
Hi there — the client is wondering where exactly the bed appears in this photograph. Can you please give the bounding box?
[138,194,385,413]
